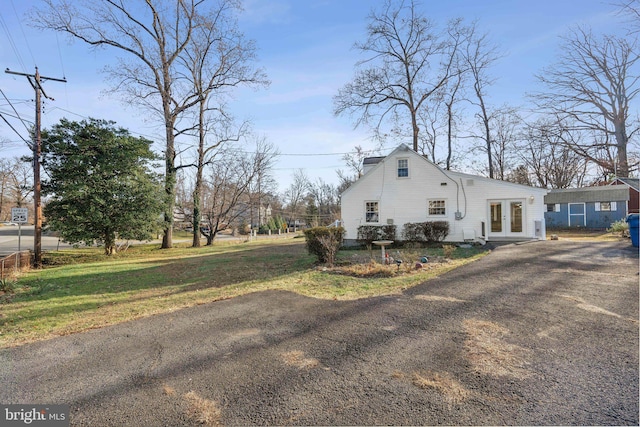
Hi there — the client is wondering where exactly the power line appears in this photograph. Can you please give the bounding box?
[10,0,36,68]
[0,112,31,145]
[0,12,26,72]
[0,88,32,133]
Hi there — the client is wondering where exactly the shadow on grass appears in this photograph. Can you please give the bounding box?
[12,241,315,303]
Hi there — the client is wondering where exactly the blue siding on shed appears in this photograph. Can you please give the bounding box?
[545,201,627,228]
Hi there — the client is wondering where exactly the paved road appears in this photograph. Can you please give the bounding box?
[0,225,73,255]
[0,225,287,256]
[1,240,638,426]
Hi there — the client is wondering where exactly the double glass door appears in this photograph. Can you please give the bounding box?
[489,200,524,237]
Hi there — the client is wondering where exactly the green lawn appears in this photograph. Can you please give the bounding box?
[0,239,487,348]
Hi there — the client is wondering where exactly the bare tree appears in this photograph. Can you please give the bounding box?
[283,169,310,232]
[619,0,640,34]
[0,157,33,221]
[0,159,15,221]
[462,23,504,179]
[333,0,463,152]
[200,138,277,244]
[187,111,249,246]
[174,168,194,229]
[33,0,264,248]
[489,106,522,181]
[533,26,639,177]
[178,5,268,247]
[341,145,372,178]
[307,178,340,226]
[443,70,465,170]
[336,170,356,195]
[245,137,278,232]
[519,118,589,188]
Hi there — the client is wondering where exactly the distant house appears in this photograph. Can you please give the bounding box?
[340,144,548,245]
[544,185,631,229]
[610,178,639,214]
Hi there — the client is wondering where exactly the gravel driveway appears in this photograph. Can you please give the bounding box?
[1,239,638,426]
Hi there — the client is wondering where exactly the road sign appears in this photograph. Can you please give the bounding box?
[11,208,28,224]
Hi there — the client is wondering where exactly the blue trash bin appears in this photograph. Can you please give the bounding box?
[626,214,639,248]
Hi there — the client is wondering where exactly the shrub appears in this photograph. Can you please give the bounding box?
[402,222,424,242]
[608,219,629,237]
[442,244,456,259]
[357,225,381,246]
[381,225,397,240]
[403,221,450,243]
[237,221,250,235]
[303,226,345,264]
[0,278,16,293]
[357,225,397,247]
[316,234,341,267]
[424,221,450,242]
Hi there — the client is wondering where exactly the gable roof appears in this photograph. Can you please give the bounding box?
[611,178,640,191]
[342,143,547,196]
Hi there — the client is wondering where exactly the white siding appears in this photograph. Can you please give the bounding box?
[341,145,547,243]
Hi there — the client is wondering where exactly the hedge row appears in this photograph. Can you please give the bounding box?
[401,221,450,242]
[356,225,397,246]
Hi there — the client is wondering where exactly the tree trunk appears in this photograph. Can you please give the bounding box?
[104,232,116,256]
[446,101,454,170]
[192,101,206,248]
[478,101,493,179]
[615,121,629,177]
[162,109,176,249]
[192,185,201,247]
[412,114,420,153]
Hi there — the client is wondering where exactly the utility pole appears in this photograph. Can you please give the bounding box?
[5,67,66,268]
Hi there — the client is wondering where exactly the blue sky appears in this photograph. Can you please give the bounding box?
[0,0,629,192]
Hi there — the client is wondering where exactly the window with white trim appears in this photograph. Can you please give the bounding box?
[595,201,616,211]
[365,201,379,223]
[428,199,446,216]
[397,159,409,177]
[547,203,560,212]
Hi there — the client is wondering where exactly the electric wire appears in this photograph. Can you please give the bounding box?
[0,112,31,146]
[54,32,66,79]
[0,88,32,132]
[0,12,26,73]
[10,0,36,68]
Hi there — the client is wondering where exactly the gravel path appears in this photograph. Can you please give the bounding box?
[1,240,638,426]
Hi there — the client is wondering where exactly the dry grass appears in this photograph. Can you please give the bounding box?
[332,261,397,278]
[184,391,222,426]
[463,319,531,379]
[547,229,622,241]
[281,350,320,369]
[411,371,470,404]
[163,384,176,396]
[333,257,454,278]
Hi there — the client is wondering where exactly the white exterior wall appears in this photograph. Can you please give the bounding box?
[341,145,547,243]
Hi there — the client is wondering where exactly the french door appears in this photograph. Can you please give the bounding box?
[488,200,524,238]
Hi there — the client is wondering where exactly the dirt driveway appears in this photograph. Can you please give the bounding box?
[1,240,638,426]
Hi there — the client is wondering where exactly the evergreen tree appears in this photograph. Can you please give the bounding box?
[42,118,164,255]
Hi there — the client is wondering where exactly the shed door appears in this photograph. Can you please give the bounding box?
[568,203,586,227]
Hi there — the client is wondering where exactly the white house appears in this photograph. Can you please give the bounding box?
[340,144,548,245]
